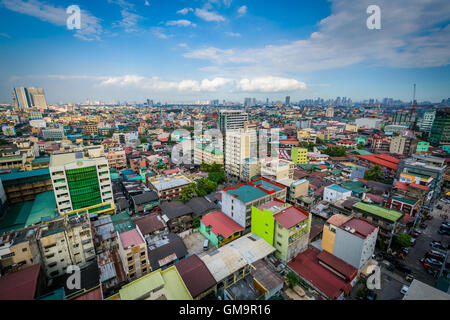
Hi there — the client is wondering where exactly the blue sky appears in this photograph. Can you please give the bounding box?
[0,0,449,104]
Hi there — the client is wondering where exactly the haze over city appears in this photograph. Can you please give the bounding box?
[1,0,450,104]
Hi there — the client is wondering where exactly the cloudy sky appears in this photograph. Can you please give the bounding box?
[0,0,449,104]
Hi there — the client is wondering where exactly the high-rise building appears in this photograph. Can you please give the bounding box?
[12,87,31,111]
[49,147,114,215]
[225,128,255,178]
[218,110,248,133]
[285,96,290,106]
[429,109,450,146]
[28,87,47,109]
[392,111,417,129]
[419,110,436,133]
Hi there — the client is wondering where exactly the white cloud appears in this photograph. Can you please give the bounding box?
[225,32,241,37]
[144,0,149,6]
[237,5,247,16]
[1,0,102,40]
[177,7,193,15]
[97,74,306,93]
[178,43,188,48]
[0,33,10,38]
[185,0,450,74]
[108,0,143,33]
[151,27,169,39]
[166,20,197,27]
[238,77,307,92]
[98,75,234,92]
[195,8,226,22]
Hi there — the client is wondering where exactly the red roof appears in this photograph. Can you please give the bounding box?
[164,168,180,175]
[201,211,244,238]
[175,255,217,298]
[119,229,145,248]
[356,154,399,170]
[0,264,41,300]
[317,250,358,281]
[274,206,309,229]
[395,181,409,191]
[288,250,354,300]
[340,217,377,239]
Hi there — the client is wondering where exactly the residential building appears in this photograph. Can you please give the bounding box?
[352,202,404,248]
[199,211,244,248]
[105,148,127,170]
[420,110,436,133]
[113,132,139,145]
[251,199,311,262]
[148,174,192,201]
[218,110,248,133]
[83,123,99,135]
[194,143,224,165]
[42,128,65,140]
[291,148,308,165]
[260,158,294,181]
[326,107,334,118]
[36,212,96,278]
[322,214,378,270]
[12,87,31,111]
[224,128,255,179]
[49,147,114,215]
[241,158,261,182]
[117,225,150,281]
[323,184,352,204]
[430,109,450,146]
[221,178,287,228]
[389,135,418,156]
[0,229,41,275]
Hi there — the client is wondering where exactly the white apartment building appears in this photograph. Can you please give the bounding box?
[37,213,96,278]
[49,147,113,215]
[218,110,248,133]
[225,128,256,178]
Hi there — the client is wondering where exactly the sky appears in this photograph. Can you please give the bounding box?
[0,0,449,104]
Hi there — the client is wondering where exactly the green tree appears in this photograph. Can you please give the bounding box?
[396,233,412,248]
[139,136,148,144]
[323,146,346,157]
[209,171,225,184]
[365,165,383,181]
[286,271,300,289]
[192,217,201,229]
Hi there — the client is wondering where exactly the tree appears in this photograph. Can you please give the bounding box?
[139,136,148,144]
[396,233,412,248]
[286,271,300,289]
[209,171,225,184]
[323,146,346,157]
[365,165,383,181]
[192,217,201,229]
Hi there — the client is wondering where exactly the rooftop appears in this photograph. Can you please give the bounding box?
[119,228,145,249]
[223,178,285,203]
[353,202,403,222]
[174,255,217,298]
[326,184,351,194]
[201,211,244,238]
[0,264,41,300]
[340,217,378,239]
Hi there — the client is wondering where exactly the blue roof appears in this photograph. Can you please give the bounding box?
[327,184,351,193]
[0,168,50,182]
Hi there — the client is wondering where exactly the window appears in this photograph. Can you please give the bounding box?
[22,247,28,252]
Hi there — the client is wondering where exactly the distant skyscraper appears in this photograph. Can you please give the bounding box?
[285,96,291,106]
[12,87,31,111]
[28,87,47,109]
[218,110,248,133]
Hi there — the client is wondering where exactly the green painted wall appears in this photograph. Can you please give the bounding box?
[198,222,219,248]
[251,206,275,246]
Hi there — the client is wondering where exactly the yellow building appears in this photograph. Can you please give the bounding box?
[106,265,192,300]
[321,214,351,254]
[291,148,308,165]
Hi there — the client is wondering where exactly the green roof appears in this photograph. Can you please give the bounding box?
[112,212,135,233]
[391,196,417,206]
[225,179,284,203]
[341,181,369,194]
[353,149,374,155]
[0,201,33,234]
[36,287,65,300]
[0,168,50,182]
[26,191,58,226]
[353,202,403,222]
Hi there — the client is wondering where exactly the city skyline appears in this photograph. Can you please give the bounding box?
[0,0,449,103]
